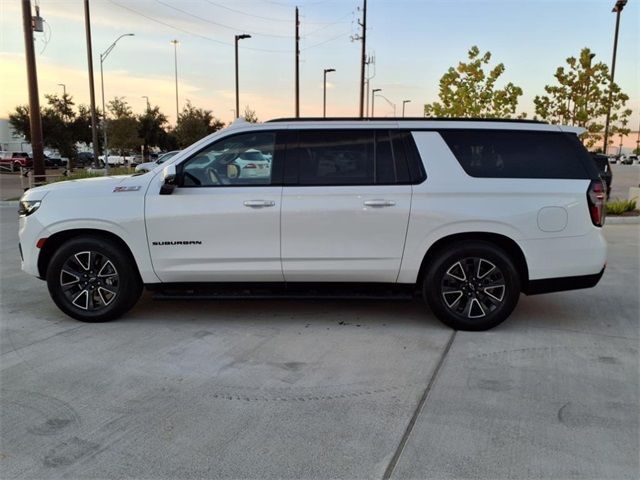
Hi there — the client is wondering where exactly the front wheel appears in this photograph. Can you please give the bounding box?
[46,236,142,322]
[423,241,521,331]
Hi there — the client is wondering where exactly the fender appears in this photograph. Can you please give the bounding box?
[397,219,527,284]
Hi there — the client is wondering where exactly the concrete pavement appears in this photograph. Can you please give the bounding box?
[0,203,638,479]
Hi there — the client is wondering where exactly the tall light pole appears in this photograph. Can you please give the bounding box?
[57,83,67,96]
[323,68,335,118]
[170,39,179,123]
[235,34,251,119]
[602,0,627,154]
[377,93,396,117]
[100,33,134,174]
[141,95,150,110]
[371,88,381,117]
[402,100,411,117]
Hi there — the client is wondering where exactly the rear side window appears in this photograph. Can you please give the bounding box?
[293,130,409,186]
[439,130,591,179]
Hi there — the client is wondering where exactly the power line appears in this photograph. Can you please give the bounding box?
[302,31,351,51]
[107,0,290,53]
[155,0,291,39]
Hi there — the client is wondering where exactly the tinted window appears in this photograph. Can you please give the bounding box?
[439,130,590,179]
[294,130,410,186]
[181,132,275,187]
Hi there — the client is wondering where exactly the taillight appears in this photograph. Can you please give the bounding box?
[243,163,257,169]
[587,179,606,227]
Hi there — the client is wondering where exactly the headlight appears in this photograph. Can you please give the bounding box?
[18,200,42,217]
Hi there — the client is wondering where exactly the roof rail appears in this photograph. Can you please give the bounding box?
[266,117,547,124]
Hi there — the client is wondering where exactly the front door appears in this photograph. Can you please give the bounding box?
[145,130,284,283]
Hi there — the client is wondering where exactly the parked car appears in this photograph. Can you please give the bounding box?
[591,153,612,198]
[0,151,32,171]
[98,154,130,167]
[135,150,181,173]
[628,154,639,165]
[18,118,607,331]
[75,152,95,167]
[620,155,633,165]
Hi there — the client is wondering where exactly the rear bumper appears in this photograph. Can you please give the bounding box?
[523,267,605,295]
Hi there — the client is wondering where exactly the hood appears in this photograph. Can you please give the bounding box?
[21,174,136,201]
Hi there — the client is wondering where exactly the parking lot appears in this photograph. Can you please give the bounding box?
[0,203,638,479]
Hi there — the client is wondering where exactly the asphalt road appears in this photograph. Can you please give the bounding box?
[0,203,638,479]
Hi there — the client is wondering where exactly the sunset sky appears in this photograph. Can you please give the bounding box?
[1,0,638,126]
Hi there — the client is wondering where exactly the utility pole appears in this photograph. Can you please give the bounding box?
[83,0,100,168]
[295,7,300,118]
[357,0,367,117]
[603,0,627,154]
[21,0,45,183]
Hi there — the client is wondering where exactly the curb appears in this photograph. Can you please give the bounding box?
[606,216,640,225]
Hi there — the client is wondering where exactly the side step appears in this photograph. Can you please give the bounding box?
[148,282,416,301]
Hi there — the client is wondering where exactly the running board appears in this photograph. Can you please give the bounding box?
[148,282,416,301]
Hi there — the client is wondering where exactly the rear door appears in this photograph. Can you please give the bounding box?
[281,129,414,282]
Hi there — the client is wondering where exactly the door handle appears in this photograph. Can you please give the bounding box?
[363,199,396,207]
[243,200,276,208]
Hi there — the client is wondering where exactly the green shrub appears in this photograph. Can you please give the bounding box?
[606,197,637,215]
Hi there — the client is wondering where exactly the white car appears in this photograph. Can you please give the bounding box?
[134,150,181,173]
[18,118,607,330]
[98,154,130,167]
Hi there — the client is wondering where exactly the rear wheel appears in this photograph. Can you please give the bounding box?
[46,236,142,322]
[423,241,521,331]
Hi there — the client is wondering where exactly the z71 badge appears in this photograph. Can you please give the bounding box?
[113,186,141,192]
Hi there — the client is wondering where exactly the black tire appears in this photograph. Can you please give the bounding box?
[46,235,142,322]
[423,241,521,331]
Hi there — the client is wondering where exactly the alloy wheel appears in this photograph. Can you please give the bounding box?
[59,251,120,311]
[440,257,506,319]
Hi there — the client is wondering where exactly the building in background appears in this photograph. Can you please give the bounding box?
[0,119,30,153]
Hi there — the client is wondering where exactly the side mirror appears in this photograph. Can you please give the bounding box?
[159,164,177,195]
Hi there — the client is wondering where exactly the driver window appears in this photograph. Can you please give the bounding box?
[181,132,275,187]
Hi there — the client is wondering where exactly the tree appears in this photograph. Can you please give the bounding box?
[106,97,139,156]
[137,105,168,159]
[243,105,258,123]
[424,46,524,119]
[9,93,83,165]
[174,101,225,148]
[534,48,632,150]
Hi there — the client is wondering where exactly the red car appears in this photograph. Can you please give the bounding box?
[0,152,33,172]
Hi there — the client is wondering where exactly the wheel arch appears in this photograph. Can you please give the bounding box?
[415,232,530,291]
[37,228,141,281]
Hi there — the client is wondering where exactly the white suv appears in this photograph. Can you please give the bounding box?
[18,118,607,330]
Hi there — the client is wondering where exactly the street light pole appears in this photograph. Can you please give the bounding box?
[235,34,251,119]
[170,39,179,123]
[57,83,67,96]
[371,88,381,117]
[402,100,411,117]
[100,33,134,175]
[141,95,150,110]
[603,0,627,154]
[323,68,335,118]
